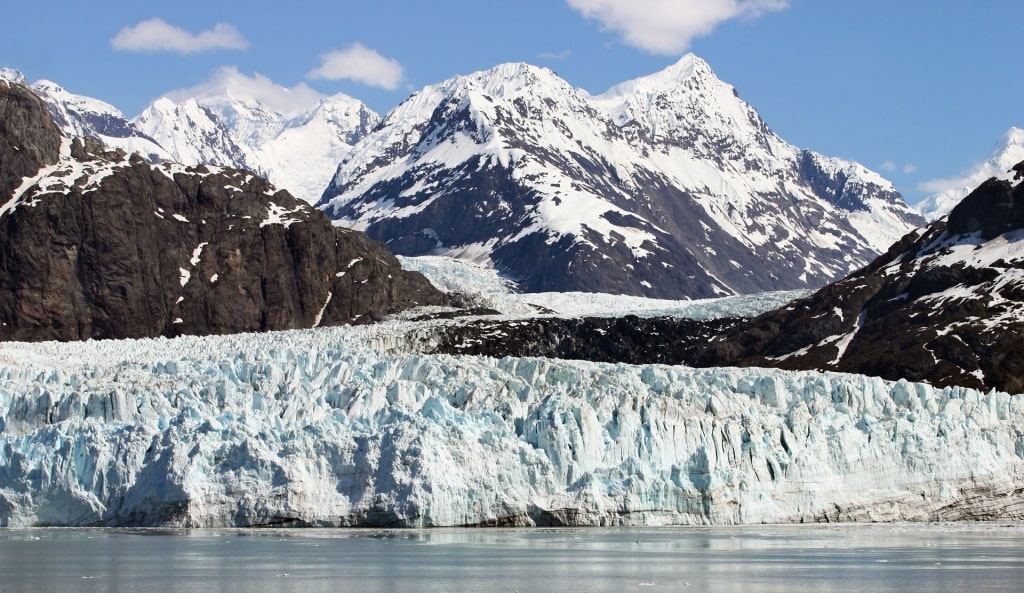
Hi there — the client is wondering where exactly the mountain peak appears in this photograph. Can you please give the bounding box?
[457,62,568,99]
[164,67,328,121]
[1,68,27,87]
[1001,126,1024,149]
[919,126,1024,221]
[598,53,719,101]
[1,67,27,86]
[661,53,714,81]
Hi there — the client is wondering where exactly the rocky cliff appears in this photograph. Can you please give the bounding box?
[0,81,445,341]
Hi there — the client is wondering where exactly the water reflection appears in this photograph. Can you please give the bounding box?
[0,525,1022,593]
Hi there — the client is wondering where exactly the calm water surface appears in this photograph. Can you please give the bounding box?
[1,524,1022,593]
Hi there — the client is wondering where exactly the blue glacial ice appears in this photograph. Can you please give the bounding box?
[1,318,1022,527]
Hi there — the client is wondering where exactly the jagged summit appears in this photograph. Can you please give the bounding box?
[597,53,714,101]
[0,67,27,85]
[133,73,380,203]
[457,62,569,97]
[320,56,924,299]
[134,97,252,172]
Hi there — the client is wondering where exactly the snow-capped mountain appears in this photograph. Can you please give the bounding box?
[918,127,1024,221]
[3,67,380,205]
[1,69,171,163]
[254,97,380,207]
[0,67,27,86]
[319,55,924,299]
[133,73,380,203]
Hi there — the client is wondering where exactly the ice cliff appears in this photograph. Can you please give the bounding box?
[1,322,1022,527]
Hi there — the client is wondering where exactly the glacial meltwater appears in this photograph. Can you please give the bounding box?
[1,525,1022,593]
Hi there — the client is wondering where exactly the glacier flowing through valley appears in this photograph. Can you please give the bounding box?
[1,313,1022,527]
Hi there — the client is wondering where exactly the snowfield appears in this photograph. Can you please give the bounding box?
[1,268,1022,527]
[396,255,807,319]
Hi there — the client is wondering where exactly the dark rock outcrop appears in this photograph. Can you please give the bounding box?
[433,315,742,364]
[0,82,446,342]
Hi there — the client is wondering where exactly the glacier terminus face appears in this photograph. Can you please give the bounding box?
[1,316,1021,528]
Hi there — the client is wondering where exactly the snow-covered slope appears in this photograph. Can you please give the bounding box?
[254,97,379,206]
[0,320,1021,527]
[3,67,383,205]
[3,71,171,163]
[133,73,379,203]
[918,127,1024,221]
[134,98,253,173]
[398,254,805,319]
[320,55,924,299]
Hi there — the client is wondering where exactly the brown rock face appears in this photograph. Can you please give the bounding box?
[0,81,62,199]
[0,83,446,341]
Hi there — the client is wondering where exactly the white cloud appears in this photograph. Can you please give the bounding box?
[164,67,324,118]
[902,163,917,174]
[308,43,404,90]
[566,0,789,54]
[111,18,249,54]
[879,161,897,173]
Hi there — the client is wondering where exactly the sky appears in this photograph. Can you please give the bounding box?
[3,0,1022,204]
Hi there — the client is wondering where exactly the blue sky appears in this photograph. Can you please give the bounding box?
[3,1,1022,203]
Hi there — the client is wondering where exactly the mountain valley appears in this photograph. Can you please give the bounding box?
[1,54,1022,529]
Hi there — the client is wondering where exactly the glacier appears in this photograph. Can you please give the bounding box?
[1,311,1022,527]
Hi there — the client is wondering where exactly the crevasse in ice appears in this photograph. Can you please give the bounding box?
[1,319,1021,527]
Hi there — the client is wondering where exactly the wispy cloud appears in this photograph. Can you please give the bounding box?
[111,18,249,54]
[880,161,917,175]
[539,49,573,60]
[565,0,789,54]
[163,67,325,117]
[917,176,963,195]
[308,43,404,90]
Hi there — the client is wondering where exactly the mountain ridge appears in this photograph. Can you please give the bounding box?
[3,67,381,205]
[319,54,924,299]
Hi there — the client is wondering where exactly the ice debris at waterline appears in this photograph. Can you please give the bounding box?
[1,327,1023,527]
